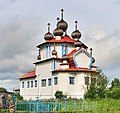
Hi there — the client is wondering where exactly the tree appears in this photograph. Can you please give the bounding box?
[85,68,108,99]
[111,78,120,88]
[0,87,7,92]
[55,91,66,100]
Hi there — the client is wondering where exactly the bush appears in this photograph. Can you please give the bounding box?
[55,91,66,100]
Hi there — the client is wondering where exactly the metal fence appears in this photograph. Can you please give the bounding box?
[16,99,97,112]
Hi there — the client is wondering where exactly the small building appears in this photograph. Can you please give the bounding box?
[20,9,97,100]
[0,91,13,108]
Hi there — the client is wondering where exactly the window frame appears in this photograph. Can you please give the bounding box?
[69,76,75,85]
[22,82,24,88]
[54,77,58,85]
[27,81,30,88]
[35,80,37,87]
[41,79,46,87]
[48,78,51,86]
[31,81,33,88]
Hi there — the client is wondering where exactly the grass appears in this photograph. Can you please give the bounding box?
[6,98,120,113]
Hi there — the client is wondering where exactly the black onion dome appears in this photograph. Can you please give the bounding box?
[53,27,64,36]
[37,54,41,60]
[52,49,57,56]
[71,21,82,40]
[57,9,68,32]
[44,23,54,41]
[74,40,83,47]
[71,30,81,39]
[92,57,95,63]
[57,19,68,32]
[44,32,53,41]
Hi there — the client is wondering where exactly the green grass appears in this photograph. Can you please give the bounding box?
[15,99,120,113]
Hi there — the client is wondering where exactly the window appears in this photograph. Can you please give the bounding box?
[62,45,64,56]
[35,80,37,87]
[69,77,75,85]
[85,77,90,85]
[53,60,56,70]
[46,46,48,58]
[54,77,58,85]
[27,81,30,88]
[46,46,51,58]
[48,78,51,86]
[22,82,24,88]
[41,79,46,87]
[31,81,33,87]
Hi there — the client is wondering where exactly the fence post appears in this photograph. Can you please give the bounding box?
[35,96,39,113]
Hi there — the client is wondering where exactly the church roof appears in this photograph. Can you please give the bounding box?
[37,35,76,48]
[20,69,36,80]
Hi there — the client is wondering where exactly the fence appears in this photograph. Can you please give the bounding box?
[16,99,97,112]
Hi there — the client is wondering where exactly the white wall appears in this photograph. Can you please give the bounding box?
[53,72,88,99]
[75,52,90,68]
[20,78,38,100]
[40,43,75,60]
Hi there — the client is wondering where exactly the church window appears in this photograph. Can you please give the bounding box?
[46,46,49,58]
[48,78,51,86]
[62,45,64,56]
[66,45,68,54]
[22,82,24,88]
[41,79,46,87]
[27,81,30,88]
[46,46,51,58]
[85,77,90,85]
[54,77,58,85]
[69,77,75,85]
[35,80,37,87]
[53,59,56,70]
[31,81,33,87]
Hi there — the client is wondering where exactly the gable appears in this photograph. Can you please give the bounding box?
[73,49,92,69]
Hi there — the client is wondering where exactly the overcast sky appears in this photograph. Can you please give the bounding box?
[0,0,120,91]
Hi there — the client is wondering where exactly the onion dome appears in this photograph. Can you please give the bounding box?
[44,23,54,41]
[92,57,95,63]
[52,49,57,56]
[57,9,68,32]
[53,17,64,36]
[37,48,41,60]
[52,43,57,56]
[74,40,83,47]
[71,21,82,40]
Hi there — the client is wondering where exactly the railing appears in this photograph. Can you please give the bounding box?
[16,99,97,112]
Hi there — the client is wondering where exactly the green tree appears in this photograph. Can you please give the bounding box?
[0,87,7,92]
[111,78,120,88]
[85,68,108,99]
[55,91,66,100]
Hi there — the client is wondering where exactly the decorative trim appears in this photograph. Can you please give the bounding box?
[73,48,93,69]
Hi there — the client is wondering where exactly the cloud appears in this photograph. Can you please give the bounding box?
[84,28,120,78]
[0,16,42,82]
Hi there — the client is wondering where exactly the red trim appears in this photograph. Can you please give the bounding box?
[52,67,96,72]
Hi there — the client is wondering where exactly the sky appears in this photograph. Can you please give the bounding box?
[0,0,120,91]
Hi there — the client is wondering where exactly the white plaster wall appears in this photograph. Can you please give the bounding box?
[40,43,75,60]
[35,60,53,99]
[75,52,90,68]
[53,72,88,99]
[20,78,38,100]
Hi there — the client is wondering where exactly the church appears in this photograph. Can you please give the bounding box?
[20,9,97,100]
